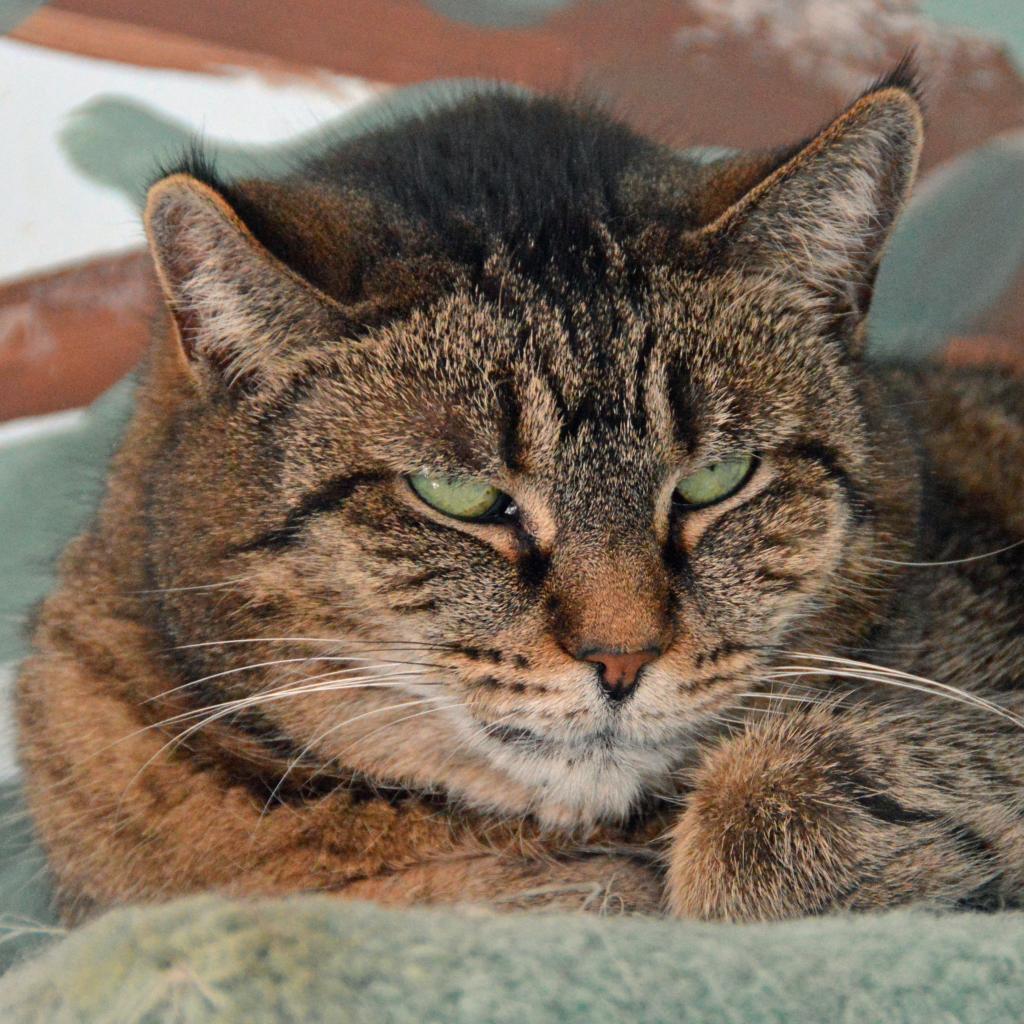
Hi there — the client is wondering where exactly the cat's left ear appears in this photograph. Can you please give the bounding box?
[695,64,923,336]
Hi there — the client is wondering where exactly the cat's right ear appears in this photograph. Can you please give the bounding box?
[688,63,923,344]
[144,173,343,392]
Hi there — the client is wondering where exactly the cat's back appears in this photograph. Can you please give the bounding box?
[892,362,1024,539]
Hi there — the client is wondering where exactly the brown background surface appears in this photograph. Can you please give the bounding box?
[5,0,1024,421]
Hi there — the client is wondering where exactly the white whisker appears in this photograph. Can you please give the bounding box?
[112,671,429,810]
[147,655,446,703]
[124,576,252,595]
[147,671,429,731]
[174,636,456,651]
[734,690,830,706]
[257,697,458,817]
[765,652,1024,730]
[869,539,1024,568]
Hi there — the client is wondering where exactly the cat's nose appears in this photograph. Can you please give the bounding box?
[579,647,660,702]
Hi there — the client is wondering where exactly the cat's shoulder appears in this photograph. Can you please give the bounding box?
[879,359,1024,536]
[880,359,1023,432]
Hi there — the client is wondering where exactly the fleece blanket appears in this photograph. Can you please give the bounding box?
[2,81,1024,1019]
[1,894,1024,1024]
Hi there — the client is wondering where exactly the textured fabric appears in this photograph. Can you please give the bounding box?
[0,378,134,667]
[0,382,136,972]
[0,894,1022,1023]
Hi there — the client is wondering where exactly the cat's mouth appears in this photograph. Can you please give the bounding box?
[487,724,544,749]
[483,719,677,757]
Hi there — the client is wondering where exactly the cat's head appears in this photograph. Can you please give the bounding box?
[138,68,923,826]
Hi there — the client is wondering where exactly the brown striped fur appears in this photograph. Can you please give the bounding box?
[17,65,1024,924]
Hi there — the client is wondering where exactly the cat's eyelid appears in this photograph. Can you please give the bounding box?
[673,450,757,479]
[674,453,758,508]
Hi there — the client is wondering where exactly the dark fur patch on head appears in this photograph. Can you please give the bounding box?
[301,92,667,286]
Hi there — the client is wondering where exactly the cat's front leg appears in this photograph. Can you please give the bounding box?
[665,706,1007,921]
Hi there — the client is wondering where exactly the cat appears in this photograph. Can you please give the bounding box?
[16,58,1024,926]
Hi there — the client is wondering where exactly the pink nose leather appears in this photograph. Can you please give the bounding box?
[581,648,659,701]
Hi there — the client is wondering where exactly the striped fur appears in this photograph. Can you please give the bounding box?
[17,64,1024,923]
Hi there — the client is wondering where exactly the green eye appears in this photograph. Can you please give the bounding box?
[409,473,512,521]
[675,455,756,508]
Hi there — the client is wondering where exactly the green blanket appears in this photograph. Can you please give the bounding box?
[1,894,1023,1024]
[0,381,135,973]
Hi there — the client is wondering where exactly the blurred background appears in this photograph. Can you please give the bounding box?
[2,0,1024,425]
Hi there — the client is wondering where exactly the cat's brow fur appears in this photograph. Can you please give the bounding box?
[17,61,1024,924]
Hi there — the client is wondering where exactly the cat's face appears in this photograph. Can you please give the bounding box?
[142,82,922,825]
[257,272,868,817]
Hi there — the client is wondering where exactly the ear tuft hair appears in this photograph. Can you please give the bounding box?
[151,140,227,197]
[860,50,925,110]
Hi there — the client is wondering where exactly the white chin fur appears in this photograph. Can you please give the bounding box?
[492,741,675,829]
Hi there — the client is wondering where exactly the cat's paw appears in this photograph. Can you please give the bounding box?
[664,711,1000,921]
[665,715,862,921]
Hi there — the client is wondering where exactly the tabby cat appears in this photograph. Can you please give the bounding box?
[17,61,1024,925]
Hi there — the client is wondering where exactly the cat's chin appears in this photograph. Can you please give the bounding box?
[479,731,680,830]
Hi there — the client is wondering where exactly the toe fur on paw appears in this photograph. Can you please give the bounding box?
[665,715,885,921]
